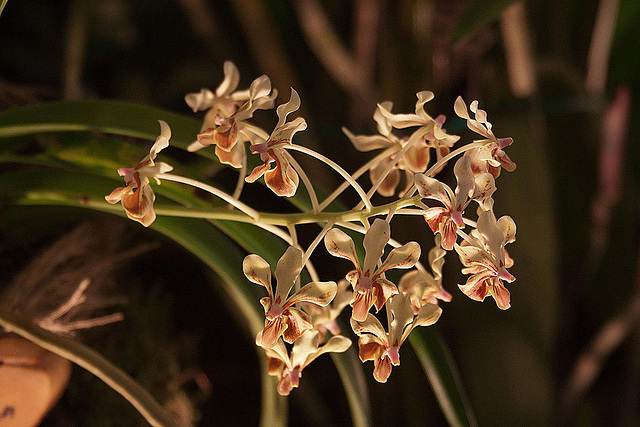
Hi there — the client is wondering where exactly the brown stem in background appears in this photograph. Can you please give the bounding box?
[500,2,537,98]
[176,0,233,62]
[63,0,89,100]
[586,0,620,94]
[560,248,640,420]
[228,0,300,98]
[293,0,369,98]
[558,86,631,422]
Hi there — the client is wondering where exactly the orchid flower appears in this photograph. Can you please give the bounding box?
[398,240,452,314]
[301,279,352,343]
[188,74,277,168]
[454,97,516,178]
[350,293,441,382]
[415,156,496,250]
[324,219,420,322]
[264,331,351,396]
[184,61,249,117]
[245,88,307,197]
[343,91,459,196]
[105,120,173,227]
[455,209,516,309]
[243,246,337,348]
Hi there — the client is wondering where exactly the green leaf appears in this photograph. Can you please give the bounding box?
[409,327,477,427]
[0,306,178,427]
[451,0,519,42]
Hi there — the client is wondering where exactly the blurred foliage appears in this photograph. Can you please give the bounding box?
[1,0,640,426]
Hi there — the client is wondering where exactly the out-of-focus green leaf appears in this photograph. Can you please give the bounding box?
[409,328,477,427]
[451,0,519,42]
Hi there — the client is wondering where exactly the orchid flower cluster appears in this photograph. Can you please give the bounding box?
[105,61,517,395]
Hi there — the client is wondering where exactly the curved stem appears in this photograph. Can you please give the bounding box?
[303,221,335,264]
[287,144,373,211]
[365,130,425,201]
[158,173,259,219]
[406,141,485,198]
[229,155,248,208]
[318,147,398,211]
[284,151,319,213]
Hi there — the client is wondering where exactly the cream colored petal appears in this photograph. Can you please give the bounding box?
[497,215,517,243]
[362,219,390,274]
[264,151,299,197]
[184,88,214,112]
[415,174,453,208]
[350,312,387,341]
[377,242,421,275]
[324,228,360,268]
[387,293,415,345]
[275,88,302,128]
[453,156,475,202]
[274,246,304,303]
[342,127,394,152]
[377,103,426,129]
[287,281,337,307]
[477,210,505,260]
[301,334,351,369]
[373,101,394,136]
[412,303,442,328]
[243,254,274,300]
[216,61,241,97]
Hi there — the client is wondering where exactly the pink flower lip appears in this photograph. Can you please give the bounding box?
[498,268,515,283]
[451,210,465,227]
[387,347,400,365]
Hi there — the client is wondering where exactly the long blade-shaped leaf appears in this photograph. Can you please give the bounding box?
[409,327,477,427]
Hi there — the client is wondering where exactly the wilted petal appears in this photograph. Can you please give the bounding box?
[377,103,426,129]
[324,228,360,268]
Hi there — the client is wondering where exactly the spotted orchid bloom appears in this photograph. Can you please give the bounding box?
[188,74,277,168]
[264,331,351,396]
[455,209,516,310]
[301,279,352,344]
[105,120,173,227]
[243,246,337,348]
[454,97,516,178]
[245,89,307,197]
[343,91,459,196]
[324,219,420,322]
[398,239,452,314]
[415,156,496,251]
[351,293,441,383]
